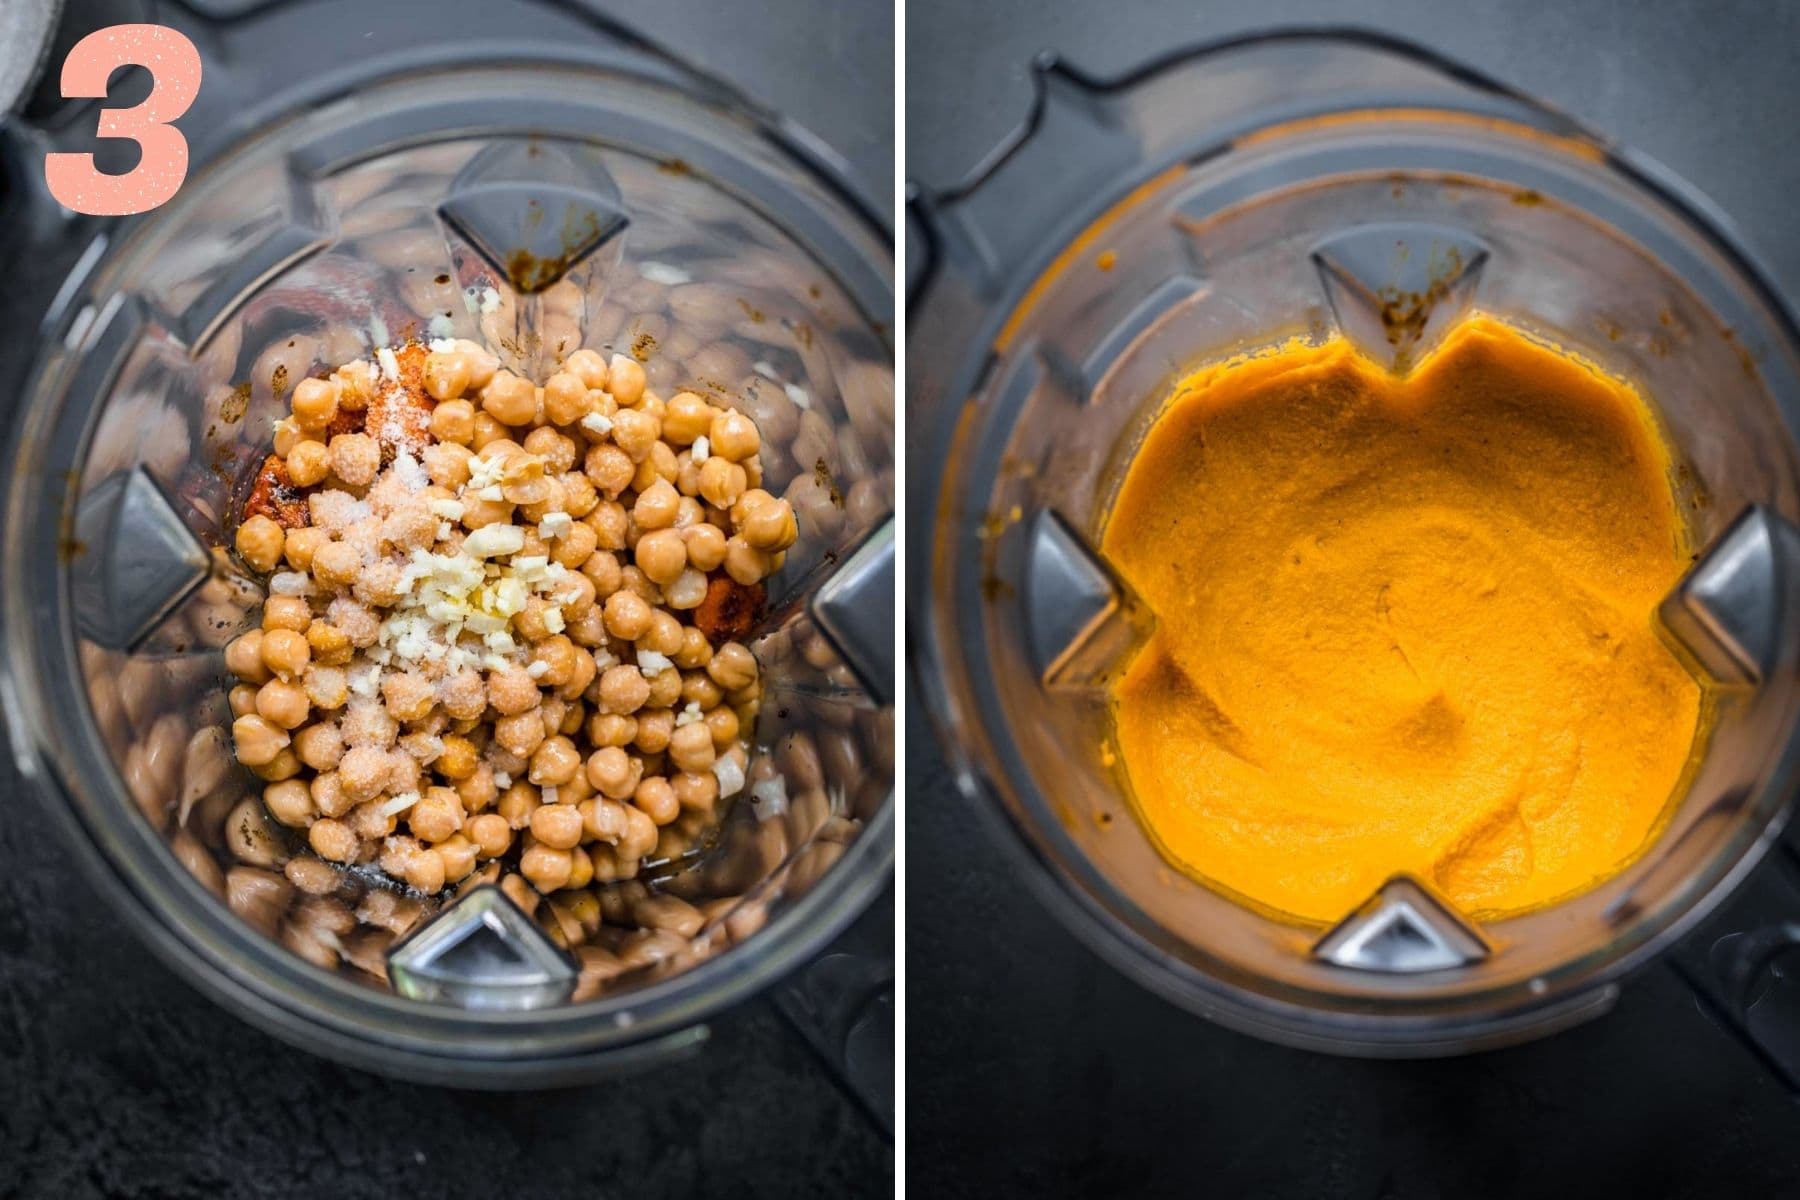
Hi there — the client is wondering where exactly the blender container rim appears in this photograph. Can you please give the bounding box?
[906,29,1800,1051]
[1,45,894,1063]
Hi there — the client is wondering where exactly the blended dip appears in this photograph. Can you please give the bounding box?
[1105,316,1702,923]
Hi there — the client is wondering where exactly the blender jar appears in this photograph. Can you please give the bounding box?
[1,5,892,1091]
[909,31,1800,1054]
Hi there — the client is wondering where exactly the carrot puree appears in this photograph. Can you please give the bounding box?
[1104,315,1702,924]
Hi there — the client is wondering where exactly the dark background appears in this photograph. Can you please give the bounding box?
[0,1,893,1197]
[906,1,1800,1197]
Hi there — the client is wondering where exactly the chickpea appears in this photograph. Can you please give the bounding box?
[520,842,573,892]
[630,481,679,533]
[698,456,748,509]
[235,515,284,573]
[311,541,360,589]
[742,496,799,552]
[424,351,473,402]
[379,671,435,723]
[436,734,480,780]
[550,521,599,572]
[597,664,650,715]
[263,778,315,827]
[309,817,358,863]
[284,526,327,571]
[560,470,599,519]
[723,535,772,585]
[684,523,727,572]
[328,432,380,487]
[662,392,715,445]
[634,528,688,585]
[225,629,271,683]
[486,666,541,716]
[634,442,679,493]
[563,348,610,391]
[481,371,539,426]
[674,627,714,670]
[672,770,719,812]
[409,787,463,843]
[252,745,303,783]
[543,372,590,426]
[585,443,636,498]
[709,409,761,461]
[334,360,376,410]
[633,776,679,826]
[611,408,659,462]
[437,835,478,883]
[455,763,499,813]
[497,781,541,829]
[531,636,578,689]
[424,441,474,488]
[468,812,513,859]
[232,714,290,767]
[633,708,674,754]
[708,642,759,691]
[405,847,447,894]
[529,802,585,850]
[259,628,310,681]
[470,412,508,450]
[586,746,641,800]
[500,871,540,915]
[525,737,579,791]
[608,354,645,406]
[668,722,716,773]
[255,679,310,730]
[306,619,352,667]
[259,595,309,634]
[668,666,714,710]
[285,440,330,487]
[646,665,683,709]
[427,397,476,445]
[272,418,302,458]
[641,611,684,658]
[311,771,353,818]
[338,745,391,804]
[285,856,341,897]
[291,377,340,430]
[494,710,546,759]
[603,589,653,641]
[704,705,741,749]
[587,712,637,748]
[618,804,659,861]
[304,665,349,710]
[291,721,344,771]
[229,684,259,718]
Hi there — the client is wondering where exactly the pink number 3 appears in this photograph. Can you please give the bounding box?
[43,24,203,217]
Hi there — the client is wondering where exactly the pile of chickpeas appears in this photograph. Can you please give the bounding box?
[225,337,800,928]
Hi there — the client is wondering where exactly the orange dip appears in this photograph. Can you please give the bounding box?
[1104,316,1702,924]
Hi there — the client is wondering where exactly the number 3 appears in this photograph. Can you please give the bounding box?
[43,24,202,217]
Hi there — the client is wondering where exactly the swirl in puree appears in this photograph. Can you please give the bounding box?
[1104,315,1703,923]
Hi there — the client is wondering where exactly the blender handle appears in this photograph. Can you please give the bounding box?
[773,950,894,1138]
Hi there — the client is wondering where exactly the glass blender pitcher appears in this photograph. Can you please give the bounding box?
[909,30,1800,1056]
[0,0,893,1096]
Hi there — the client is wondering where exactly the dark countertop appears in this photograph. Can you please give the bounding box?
[906,2,1800,1196]
[0,1,893,1196]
